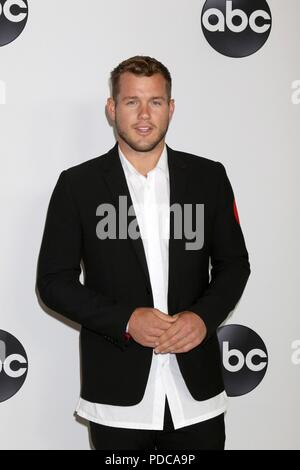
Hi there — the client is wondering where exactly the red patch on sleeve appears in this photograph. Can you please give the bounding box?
[233,199,240,224]
[122,332,131,342]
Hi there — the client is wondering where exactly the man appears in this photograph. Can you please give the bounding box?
[36,56,250,450]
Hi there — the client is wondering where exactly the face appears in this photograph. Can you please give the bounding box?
[107,72,175,153]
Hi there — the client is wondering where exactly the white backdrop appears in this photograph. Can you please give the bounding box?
[0,0,299,449]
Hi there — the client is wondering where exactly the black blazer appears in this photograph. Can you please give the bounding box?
[36,143,250,405]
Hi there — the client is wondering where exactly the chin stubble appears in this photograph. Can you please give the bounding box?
[115,119,170,153]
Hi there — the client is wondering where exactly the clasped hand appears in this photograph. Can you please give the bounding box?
[154,310,207,354]
[128,307,207,354]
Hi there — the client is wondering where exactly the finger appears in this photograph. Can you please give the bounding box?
[153,320,175,331]
[156,324,183,344]
[163,331,199,353]
[171,342,193,353]
[153,310,177,322]
[158,338,194,354]
[149,327,170,337]
[144,336,162,348]
[155,331,185,352]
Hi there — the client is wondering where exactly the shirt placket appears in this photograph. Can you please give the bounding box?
[143,172,169,370]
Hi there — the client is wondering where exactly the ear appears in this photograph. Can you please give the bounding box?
[169,99,175,120]
[106,97,116,121]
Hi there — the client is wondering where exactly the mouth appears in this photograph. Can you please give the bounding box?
[134,126,153,136]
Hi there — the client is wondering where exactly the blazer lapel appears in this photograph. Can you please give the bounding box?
[166,145,188,313]
[102,143,152,293]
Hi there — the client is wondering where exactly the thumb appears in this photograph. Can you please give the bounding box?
[153,309,177,322]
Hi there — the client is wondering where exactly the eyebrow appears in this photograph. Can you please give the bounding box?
[122,96,166,101]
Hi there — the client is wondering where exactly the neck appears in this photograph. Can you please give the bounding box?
[118,139,165,177]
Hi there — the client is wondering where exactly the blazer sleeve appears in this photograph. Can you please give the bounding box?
[36,170,134,351]
[187,162,251,340]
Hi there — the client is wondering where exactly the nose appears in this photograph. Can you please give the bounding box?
[138,102,151,120]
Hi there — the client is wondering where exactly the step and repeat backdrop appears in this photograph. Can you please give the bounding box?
[0,0,299,450]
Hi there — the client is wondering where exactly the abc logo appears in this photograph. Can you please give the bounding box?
[217,325,268,396]
[201,0,272,58]
[0,0,28,47]
[0,330,28,403]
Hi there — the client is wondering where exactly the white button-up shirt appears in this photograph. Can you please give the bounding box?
[76,144,227,430]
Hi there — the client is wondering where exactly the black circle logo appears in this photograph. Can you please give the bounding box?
[0,0,28,47]
[201,0,272,58]
[217,324,268,396]
[0,330,28,403]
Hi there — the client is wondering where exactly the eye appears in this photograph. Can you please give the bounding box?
[126,100,137,105]
[152,100,162,106]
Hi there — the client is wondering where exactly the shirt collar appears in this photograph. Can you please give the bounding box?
[118,144,168,179]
